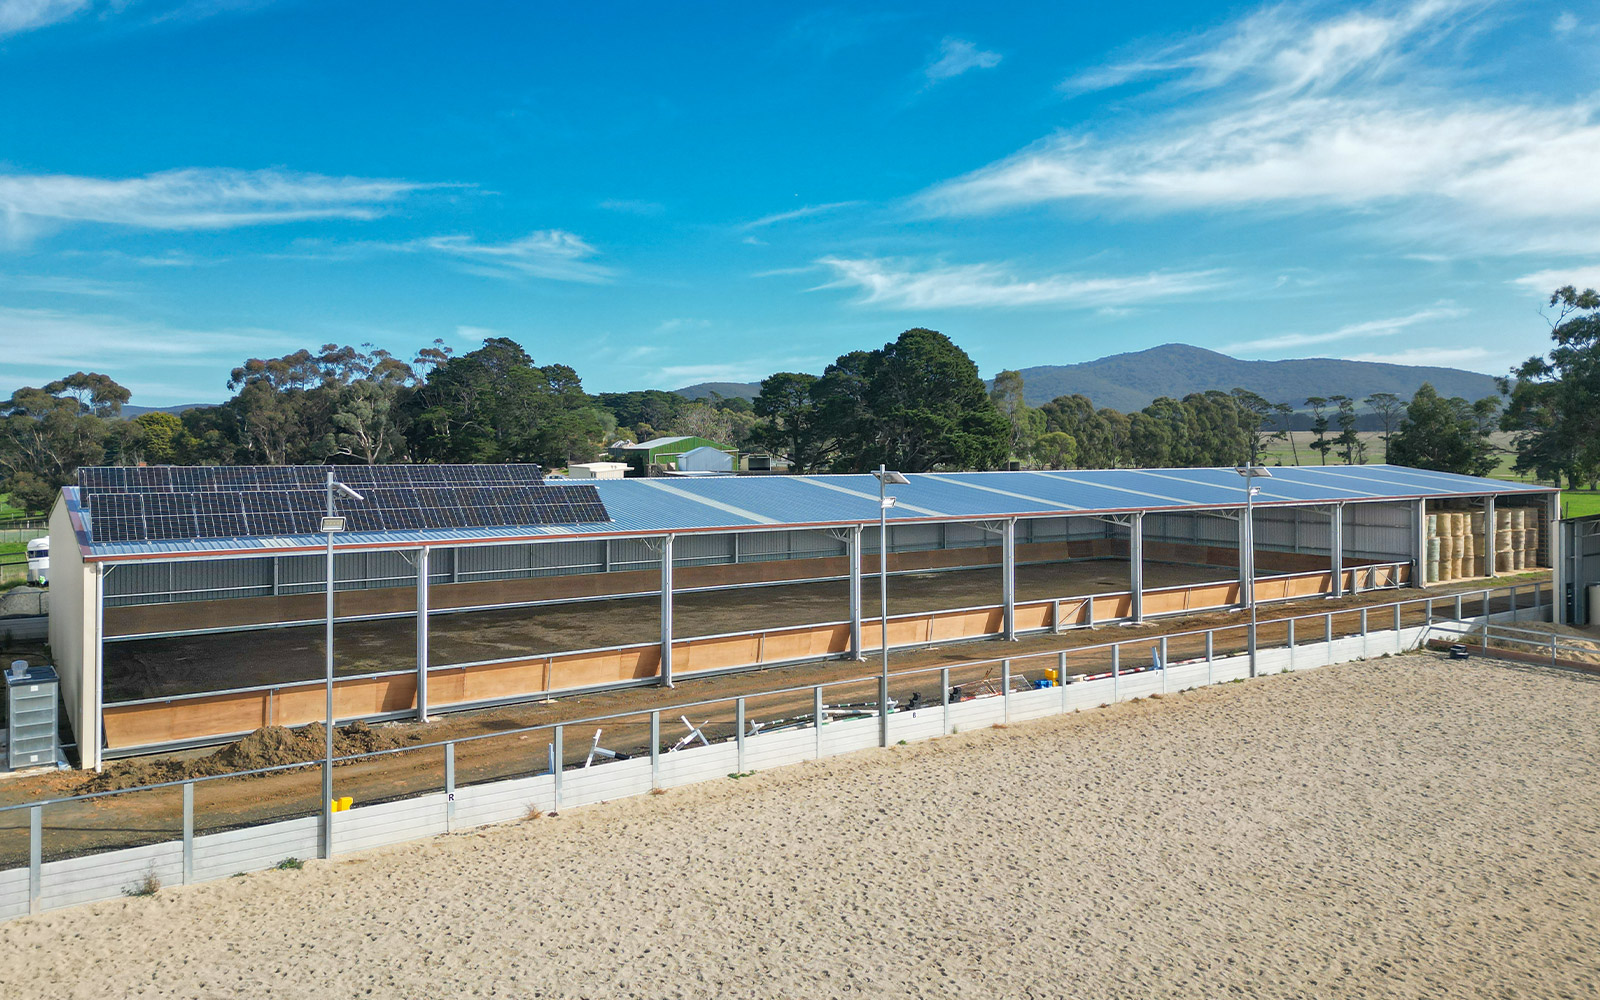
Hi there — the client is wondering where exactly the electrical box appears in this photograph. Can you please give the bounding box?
[7,662,60,771]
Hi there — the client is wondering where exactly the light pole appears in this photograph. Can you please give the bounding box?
[873,466,909,748]
[321,471,365,858]
[1235,464,1273,678]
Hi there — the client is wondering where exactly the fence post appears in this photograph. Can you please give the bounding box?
[1425,596,1433,623]
[1393,603,1403,653]
[320,759,332,860]
[1001,660,1012,723]
[1053,599,1062,634]
[444,742,456,833]
[1535,580,1544,616]
[1325,612,1332,646]
[650,711,661,788]
[1112,645,1120,701]
[1481,590,1491,651]
[1086,594,1095,628]
[1206,628,1214,685]
[736,697,746,774]
[1159,636,1169,692]
[1551,635,1558,667]
[814,688,824,758]
[29,804,42,916]
[1510,585,1518,619]
[1455,593,1463,621]
[552,725,564,810]
[941,668,951,735]
[1058,652,1068,712]
[1360,608,1368,636]
[182,781,194,884]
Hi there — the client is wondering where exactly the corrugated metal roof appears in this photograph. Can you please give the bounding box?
[66,464,1555,561]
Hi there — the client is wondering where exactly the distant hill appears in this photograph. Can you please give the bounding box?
[122,403,213,417]
[1007,345,1502,412]
[674,381,761,401]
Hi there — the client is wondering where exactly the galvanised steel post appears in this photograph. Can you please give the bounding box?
[444,742,456,833]
[1330,504,1345,599]
[552,726,563,810]
[28,804,41,915]
[416,546,430,723]
[880,472,890,747]
[650,711,661,788]
[736,698,746,774]
[1002,519,1017,641]
[941,667,951,735]
[660,534,675,688]
[848,525,863,659]
[182,781,194,884]
[323,472,336,860]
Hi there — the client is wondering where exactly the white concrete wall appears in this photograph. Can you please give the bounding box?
[47,495,99,769]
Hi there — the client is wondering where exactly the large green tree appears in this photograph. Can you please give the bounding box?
[815,329,1009,472]
[1500,286,1600,488]
[751,372,831,472]
[1387,382,1499,477]
[0,374,130,511]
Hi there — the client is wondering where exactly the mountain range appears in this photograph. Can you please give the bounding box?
[674,344,1503,412]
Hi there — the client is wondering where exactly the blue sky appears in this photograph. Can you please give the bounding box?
[1,0,1597,405]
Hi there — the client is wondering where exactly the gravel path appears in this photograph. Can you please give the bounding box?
[3,653,1597,999]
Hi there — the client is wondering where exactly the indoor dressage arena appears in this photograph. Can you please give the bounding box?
[39,463,1556,768]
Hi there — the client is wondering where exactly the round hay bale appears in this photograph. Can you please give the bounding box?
[1440,536,1456,561]
[1513,548,1527,571]
[1470,511,1485,534]
[1427,560,1441,583]
[1472,556,1486,577]
[1427,538,1441,560]
[1427,513,1438,537]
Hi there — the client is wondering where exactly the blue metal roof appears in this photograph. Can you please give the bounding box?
[64,464,1554,561]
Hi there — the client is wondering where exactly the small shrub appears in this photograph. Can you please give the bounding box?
[650,787,666,795]
[123,866,161,897]
[275,857,304,871]
[524,804,545,821]
[896,739,908,746]
[991,723,1009,730]
[1149,693,1163,700]
[726,771,756,780]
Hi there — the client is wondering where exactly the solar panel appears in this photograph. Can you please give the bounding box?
[77,466,607,543]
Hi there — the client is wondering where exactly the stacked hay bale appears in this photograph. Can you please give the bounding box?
[1495,509,1515,574]
[1425,510,1479,583]
[1469,511,1486,577]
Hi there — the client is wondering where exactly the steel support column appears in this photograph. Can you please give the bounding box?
[1413,499,1428,588]
[848,525,863,659]
[1129,513,1145,623]
[415,546,430,723]
[1330,504,1345,598]
[1483,495,1496,580]
[660,534,675,687]
[1002,518,1017,641]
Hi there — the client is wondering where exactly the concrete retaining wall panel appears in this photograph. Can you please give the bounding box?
[562,757,653,808]
[335,794,448,856]
[744,727,818,770]
[191,816,322,882]
[453,775,553,828]
[40,840,183,911]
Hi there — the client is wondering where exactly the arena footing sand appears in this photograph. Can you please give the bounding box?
[3,653,1598,999]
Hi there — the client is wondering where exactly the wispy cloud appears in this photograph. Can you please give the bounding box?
[1512,266,1600,294]
[922,1,1600,258]
[1343,346,1491,368]
[0,167,430,239]
[399,231,613,283]
[925,37,1001,83]
[1225,305,1467,353]
[598,198,664,215]
[816,256,1227,309]
[1062,0,1473,98]
[743,201,862,229]
[0,0,88,37]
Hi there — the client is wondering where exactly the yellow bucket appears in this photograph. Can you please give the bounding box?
[338,796,353,812]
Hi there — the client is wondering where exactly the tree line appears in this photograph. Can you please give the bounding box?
[7,291,1594,513]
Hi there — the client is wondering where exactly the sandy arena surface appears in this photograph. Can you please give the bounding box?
[2,652,1597,999]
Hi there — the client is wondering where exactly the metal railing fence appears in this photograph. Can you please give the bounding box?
[0,578,1552,917]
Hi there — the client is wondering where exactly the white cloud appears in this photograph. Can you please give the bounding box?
[1063,0,1470,98]
[925,37,1001,83]
[1226,305,1467,352]
[1512,266,1600,294]
[1342,346,1491,368]
[1554,11,1578,33]
[0,167,429,238]
[452,324,500,342]
[816,256,1227,309]
[399,231,612,283]
[924,1,1600,258]
[0,0,88,37]
[0,304,283,403]
[743,201,862,229]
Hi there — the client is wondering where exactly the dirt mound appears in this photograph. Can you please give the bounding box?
[81,720,423,794]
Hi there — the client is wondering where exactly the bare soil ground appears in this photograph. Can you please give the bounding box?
[0,573,1551,869]
[2,650,1595,999]
[101,558,1212,701]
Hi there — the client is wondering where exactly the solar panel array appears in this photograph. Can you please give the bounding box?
[77,466,611,543]
[77,464,546,492]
